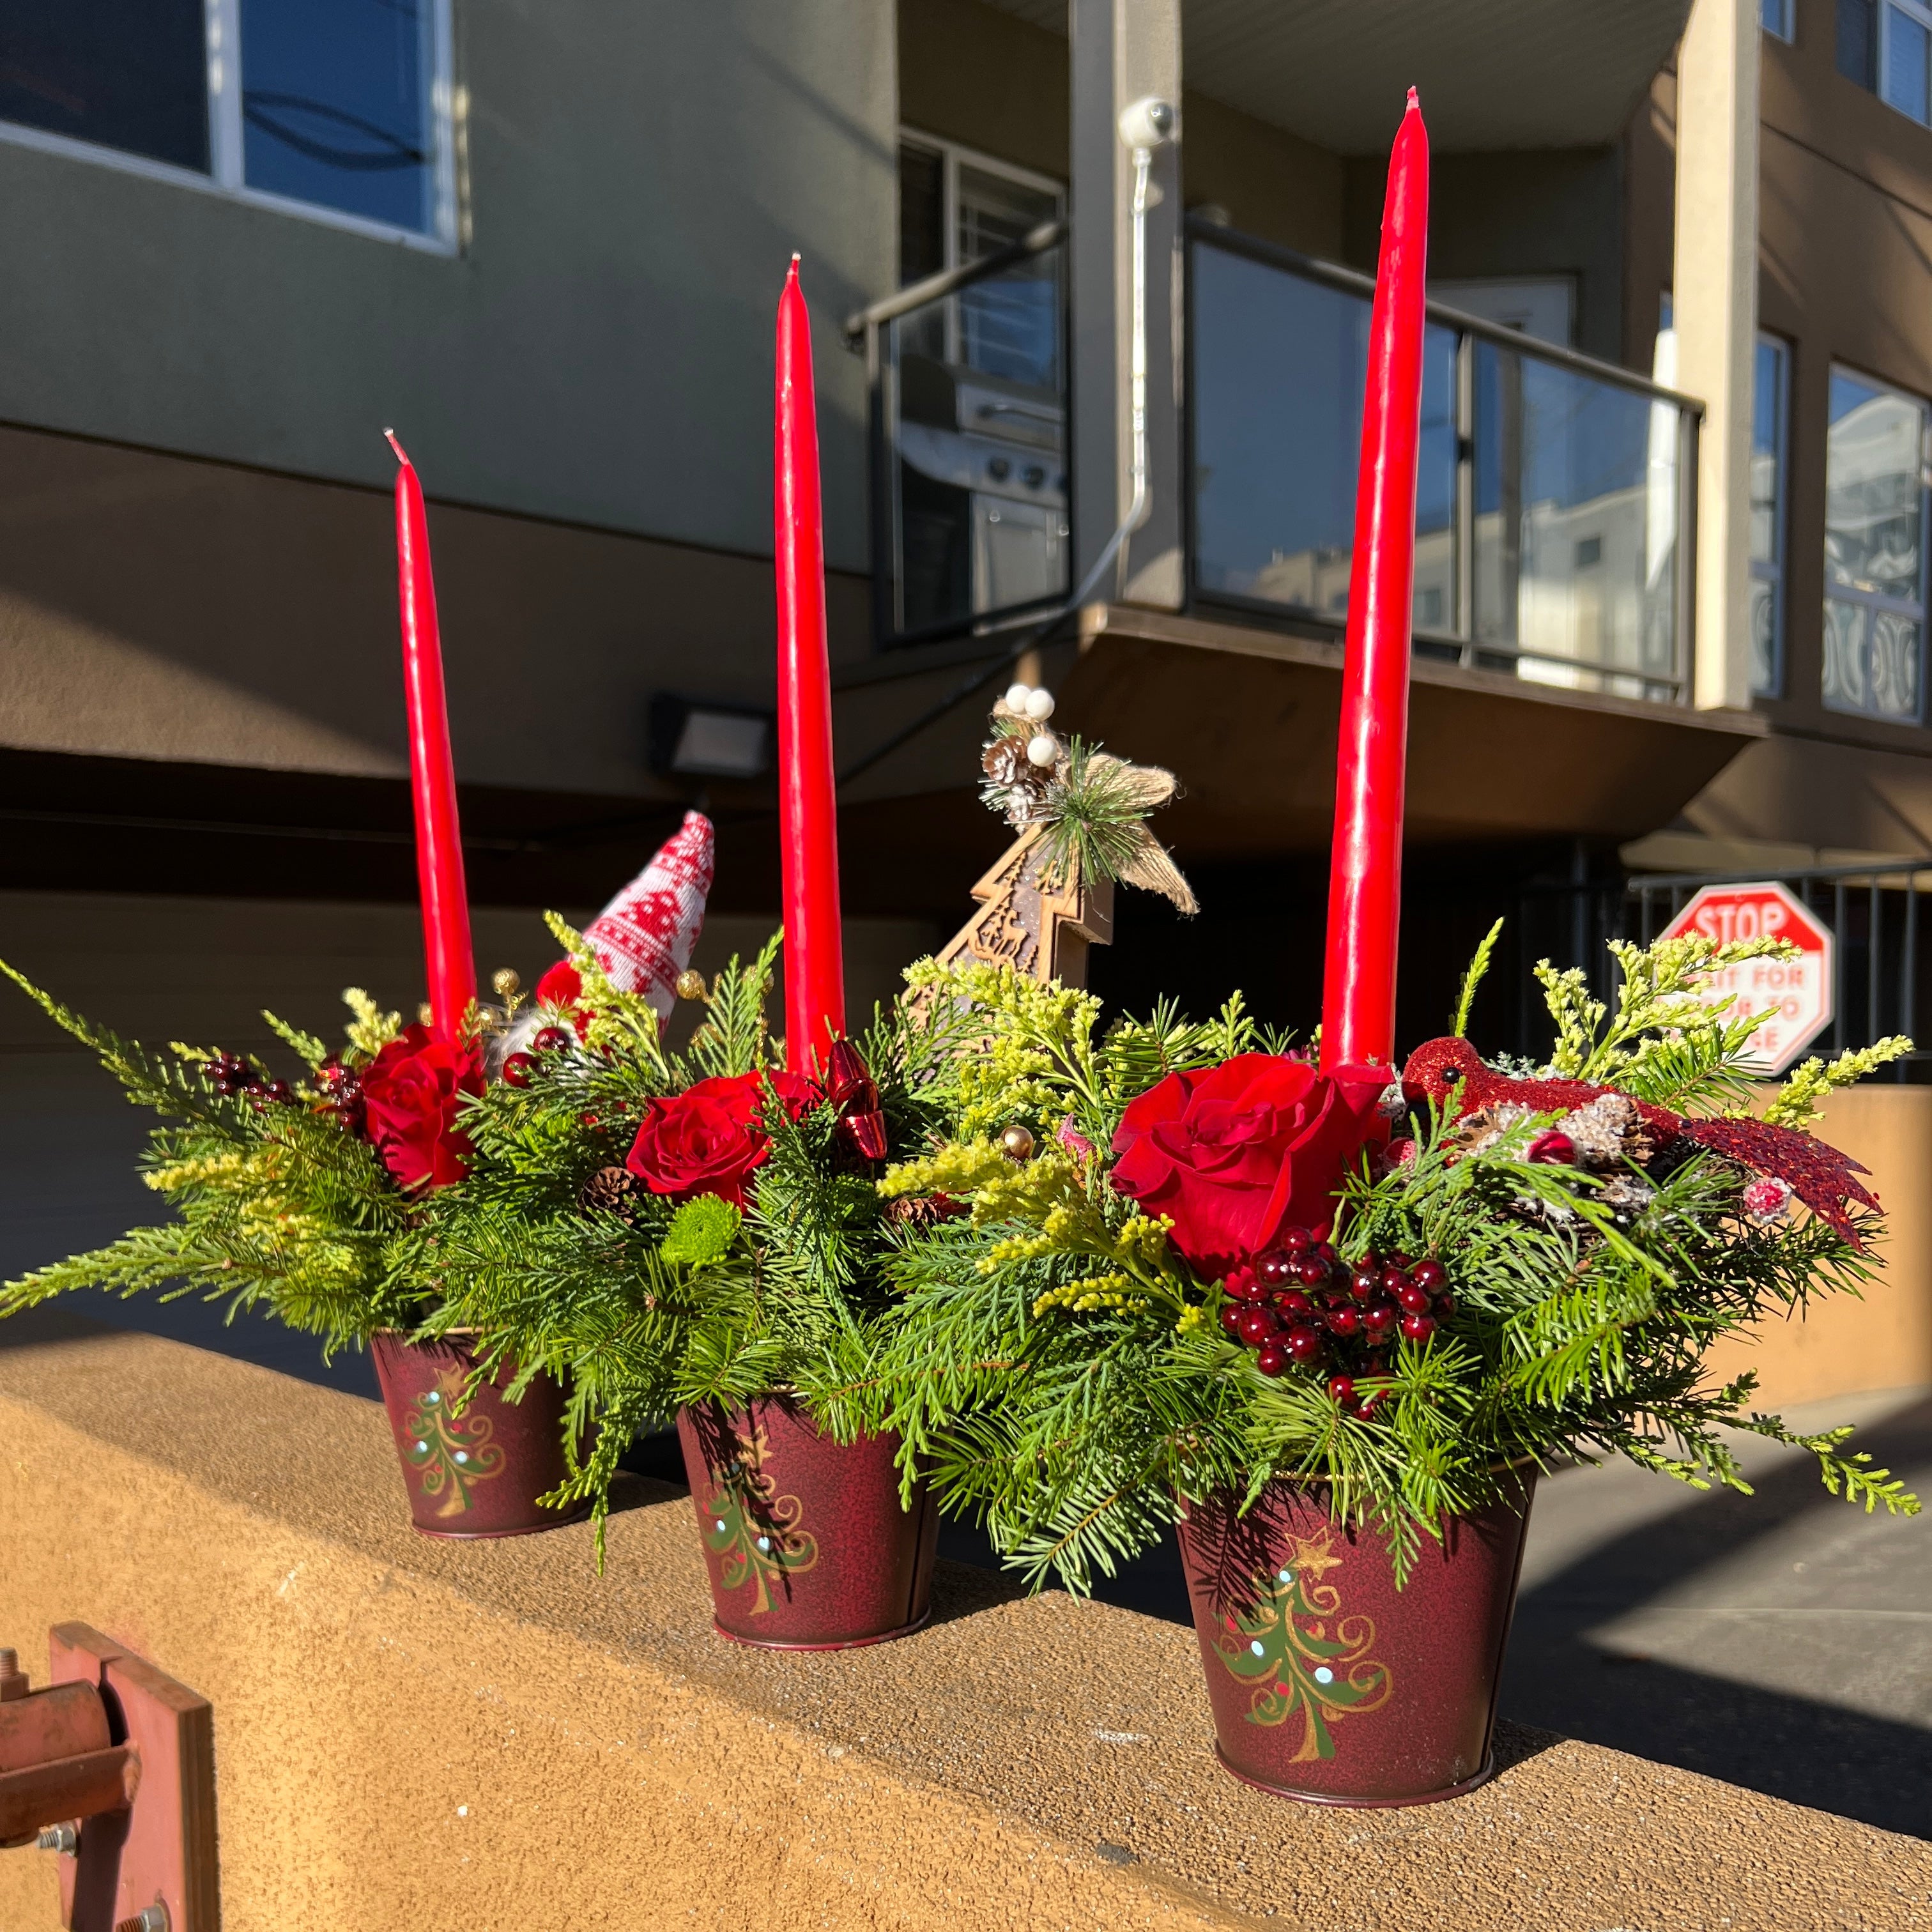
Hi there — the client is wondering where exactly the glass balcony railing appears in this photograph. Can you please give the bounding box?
[850,217,1700,700]
[1190,224,1699,701]
[852,220,1070,647]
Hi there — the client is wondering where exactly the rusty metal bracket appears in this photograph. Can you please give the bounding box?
[0,1628,218,1932]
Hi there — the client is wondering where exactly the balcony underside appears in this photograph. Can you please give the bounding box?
[979,0,1692,152]
[1061,605,1763,855]
[836,603,1763,894]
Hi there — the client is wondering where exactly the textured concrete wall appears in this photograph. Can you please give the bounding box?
[0,3,894,571]
[0,1317,1926,1931]
[1705,1080,1932,1408]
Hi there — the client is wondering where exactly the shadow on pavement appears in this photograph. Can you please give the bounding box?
[1503,1394,1932,1839]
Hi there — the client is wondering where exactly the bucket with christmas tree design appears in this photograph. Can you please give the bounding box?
[1175,1473,1533,1803]
[873,931,1920,1805]
[677,1396,937,1647]
[371,1330,583,1539]
[425,931,969,1641]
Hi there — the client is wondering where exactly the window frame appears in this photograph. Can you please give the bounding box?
[1821,359,1932,725]
[897,130,1064,378]
[1878,0,1932,124]
[898,128,1064,280]
[1763,0,1797,40]
[0,0,458,254]
[1751,332,1791,698]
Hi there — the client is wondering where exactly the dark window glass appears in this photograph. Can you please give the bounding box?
[1839,0,1878,85]
[898,142,944,286]
[0,1,208,171]
[240,0,434,231]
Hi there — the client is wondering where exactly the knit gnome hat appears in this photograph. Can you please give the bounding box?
[516,812,716,1050]
[579,809,716,1020]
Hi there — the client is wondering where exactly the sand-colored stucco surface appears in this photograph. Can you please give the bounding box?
[0,1311,1926,1931]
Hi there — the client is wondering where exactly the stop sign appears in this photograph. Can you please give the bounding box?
[1657,882,1834,1074]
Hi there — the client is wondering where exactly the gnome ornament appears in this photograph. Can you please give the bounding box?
[505,811,716,1061]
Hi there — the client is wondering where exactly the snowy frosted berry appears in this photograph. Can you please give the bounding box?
[1742,1176,1793,1222]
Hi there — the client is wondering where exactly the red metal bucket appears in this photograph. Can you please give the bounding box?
[677,1397,938,1650]
[1175,1473,1535,1806]
[371,1331,582,1539]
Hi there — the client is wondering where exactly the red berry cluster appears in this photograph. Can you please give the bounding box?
[314,1057,365,1134]
[1217,1228,1456,1407]
[203,1052,294,1110]
[502,1024,574,1089]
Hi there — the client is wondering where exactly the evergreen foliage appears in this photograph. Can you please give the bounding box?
[874,942,1920,1595]
[424,933,972,1554]
[0,962,425,1351]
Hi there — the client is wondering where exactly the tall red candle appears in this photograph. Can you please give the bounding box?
[1319,91,1429,1073]
[773,257,845,1075]
[386,430,476,1045]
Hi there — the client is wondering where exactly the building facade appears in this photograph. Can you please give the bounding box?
[1,0,1929,1303]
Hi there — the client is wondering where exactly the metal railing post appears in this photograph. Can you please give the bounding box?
[1454,330,1476,661]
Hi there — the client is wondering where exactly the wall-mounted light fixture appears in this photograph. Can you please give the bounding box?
[648,695,774,780]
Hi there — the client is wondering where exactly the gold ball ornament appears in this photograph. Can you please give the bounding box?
[675,969,709,1002]
[491,967,521,999]
[1000,1123,1036,1162]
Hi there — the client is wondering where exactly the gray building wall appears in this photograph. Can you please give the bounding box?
[0,1,896,572]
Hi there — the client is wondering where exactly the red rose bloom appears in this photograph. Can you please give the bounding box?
[1109,1054,1388,1279]
[624,1070,818,1209]
[360,1025,483,1190]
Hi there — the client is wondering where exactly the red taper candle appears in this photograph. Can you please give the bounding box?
[1320,91,1429,1073]
[773,257,845,1074]
[386,430,476,1045]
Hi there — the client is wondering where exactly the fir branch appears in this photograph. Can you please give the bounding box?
[1451,918,1505,1038]
[263,1010,330,1070]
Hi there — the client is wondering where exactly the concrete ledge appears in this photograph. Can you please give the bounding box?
[0,1313,1927,1931]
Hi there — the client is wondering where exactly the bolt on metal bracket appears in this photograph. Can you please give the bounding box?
[0,1625,217,1932]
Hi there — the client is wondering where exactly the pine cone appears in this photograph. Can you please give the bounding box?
[1443,1103,1530,1160]
[884,1192,965,1229]
[580,1165,641,1220]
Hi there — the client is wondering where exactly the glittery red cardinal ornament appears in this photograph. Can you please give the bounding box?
[1400,1036,1879,1246]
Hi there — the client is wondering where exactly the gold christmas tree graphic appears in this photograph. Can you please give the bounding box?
[1211,1531,1393,1761]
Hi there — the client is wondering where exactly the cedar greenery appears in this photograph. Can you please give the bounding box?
[422,926,972,1553]
[872,939,1919,1595]
[0,962,424,1351]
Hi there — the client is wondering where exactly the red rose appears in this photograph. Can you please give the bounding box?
[1110,1054,1388,1279]
[624,1070,817,1209]
[360,1024,484,1190]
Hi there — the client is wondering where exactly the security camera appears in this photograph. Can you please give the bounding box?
[1117,96,1176,150]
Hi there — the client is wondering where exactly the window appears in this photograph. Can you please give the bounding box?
[1764,0,1796,38]
[0,0,454,247]
[898,134,1064,391]
[1839,0,1932,123]
[1841,0,1878,84]
[1823,365,1930,722]
[1,4,209,171]
[1751,335,1791,696]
